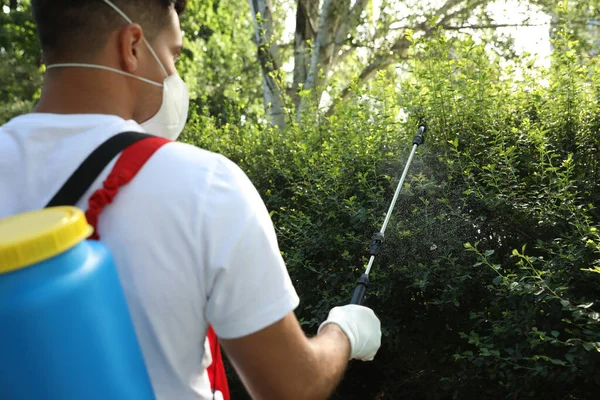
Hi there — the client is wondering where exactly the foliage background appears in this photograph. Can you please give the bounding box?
[1,0,599,398]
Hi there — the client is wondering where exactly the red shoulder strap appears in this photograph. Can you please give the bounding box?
[84,136,230,399]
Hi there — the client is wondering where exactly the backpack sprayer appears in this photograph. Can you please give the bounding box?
[350,124,427,305]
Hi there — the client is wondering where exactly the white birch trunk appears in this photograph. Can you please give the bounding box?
[249,0,286,129]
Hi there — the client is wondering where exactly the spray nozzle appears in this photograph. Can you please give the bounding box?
[413,124,426,146]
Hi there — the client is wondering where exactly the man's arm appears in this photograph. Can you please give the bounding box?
[201,156,381,398]
[220,305,381,400]
[221,312,349,400]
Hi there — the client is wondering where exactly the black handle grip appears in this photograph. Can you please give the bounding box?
[350,273,369,305]
[370,232,384,256]
[413,125,426,146]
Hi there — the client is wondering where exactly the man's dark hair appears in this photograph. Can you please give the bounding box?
[32,0,187,61]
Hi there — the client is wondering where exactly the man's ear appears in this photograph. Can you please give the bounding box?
[119,23,144,73]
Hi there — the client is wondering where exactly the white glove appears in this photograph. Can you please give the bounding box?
[317,304,382,361]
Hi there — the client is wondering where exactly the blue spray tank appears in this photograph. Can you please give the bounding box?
[0,206,155,400]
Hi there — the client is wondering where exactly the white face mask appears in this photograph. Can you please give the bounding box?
[139,73,189,141]
[46,0,189,141]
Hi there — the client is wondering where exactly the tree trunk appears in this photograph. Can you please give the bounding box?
[292,0,319,111]
[296,0,371,119]
[249,0,286,129]
[297,0,336,118]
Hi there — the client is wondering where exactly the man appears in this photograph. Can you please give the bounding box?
[0,1,382,399]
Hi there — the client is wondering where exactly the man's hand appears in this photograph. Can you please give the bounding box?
[318,304,381,361]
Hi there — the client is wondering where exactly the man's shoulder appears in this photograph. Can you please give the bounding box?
[154,141,248,185]
[135,140,259,211]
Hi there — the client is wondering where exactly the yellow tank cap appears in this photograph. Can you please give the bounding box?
[0,207,93,275]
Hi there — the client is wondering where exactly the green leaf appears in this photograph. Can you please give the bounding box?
[565,353,575,363]
[582,342,594,351]
[551,331,560,338]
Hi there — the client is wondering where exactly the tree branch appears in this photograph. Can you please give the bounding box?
[334,0,369,56]
[327,37,412,116]
[438,0,489,25]
[435,0,470,19]
[388,22,550,32]
[440,22,549,30]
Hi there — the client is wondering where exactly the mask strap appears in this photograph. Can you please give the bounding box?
[102,0,133,24]
[142,40,169,78]
[46,63,163,88]
[102,0,169,78]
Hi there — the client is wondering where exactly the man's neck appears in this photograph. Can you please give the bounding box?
[34,69,133,119]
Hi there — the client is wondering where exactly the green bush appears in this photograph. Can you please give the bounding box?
[182,28,600,399]
[0,1,42,125]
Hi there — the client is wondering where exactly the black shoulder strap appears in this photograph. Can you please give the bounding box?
[45,131,152,208]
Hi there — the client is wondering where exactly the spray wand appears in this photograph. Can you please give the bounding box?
[350,124,427,305]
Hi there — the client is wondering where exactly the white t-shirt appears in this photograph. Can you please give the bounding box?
[0,113,300,400]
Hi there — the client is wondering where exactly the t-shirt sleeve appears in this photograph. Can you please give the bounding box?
[199,156,300,339]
